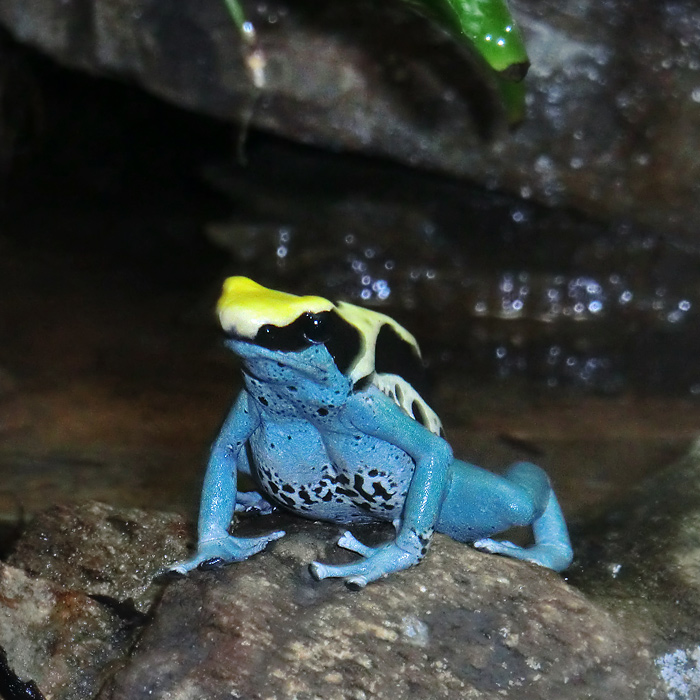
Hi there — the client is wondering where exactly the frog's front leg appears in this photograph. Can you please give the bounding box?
[170,530,285,574]
[310,393,452,588]
[336,530,378,557]
[310,529,428,590]
[169,391,285,575]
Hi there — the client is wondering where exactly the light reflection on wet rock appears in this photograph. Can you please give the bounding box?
[657,647,700,700]
[205,147,700,397]
[573,439,700,700]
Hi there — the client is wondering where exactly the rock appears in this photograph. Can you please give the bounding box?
[100,519,661,700]
[573,438,700,622]
[202,139,700,397]
[0,501,189,700]
[0,562,124,700]
[572,438,700,700]
[2,0,700,243]
[2,500,680,698]
[8,501,190,614]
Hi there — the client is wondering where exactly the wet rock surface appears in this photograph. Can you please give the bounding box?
[573,438,700,700]
[97,518,660,700]
[0,502,187,699]
[574,437,700,612]
[2,0,700,243]
[0,501,670,699]
[15,484,700,699]
[8,502,190,614]
[0,562,125,700]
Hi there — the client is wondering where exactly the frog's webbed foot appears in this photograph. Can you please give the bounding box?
[472,538,572,572]
[336,530,378,557]
[234,490,277,515]
[309,531,421,590]
[168,530,285,576]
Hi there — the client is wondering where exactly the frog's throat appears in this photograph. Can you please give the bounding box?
[217,277,334,339]
[228,339,338,379]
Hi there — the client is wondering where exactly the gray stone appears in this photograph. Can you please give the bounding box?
[0,562,124,700]
[100,521,661,700]
[8,501,190,614]
[1,501,189,699]
[574,438,700,700]
[575,438,700,617]
[2,0,700,243]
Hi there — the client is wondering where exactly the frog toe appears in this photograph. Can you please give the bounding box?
[162,563,189,578]
[309,558,373,583]
[310,533,390,583]
[310,542,420,587]
[308,560,336,581]
[345,575,369,590]
[167,530,286,577]
[473,538,572,572]
[234,490,277,515]
[473,537,517,554]
[337,531,377,557]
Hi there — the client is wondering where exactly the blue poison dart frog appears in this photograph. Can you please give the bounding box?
[170,277,573,589]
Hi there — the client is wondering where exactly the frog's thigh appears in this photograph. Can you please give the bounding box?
[436,460,551,542]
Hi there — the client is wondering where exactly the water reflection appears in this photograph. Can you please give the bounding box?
[205,144,700,398]
[210,216,700,396]
[470,272,694,325]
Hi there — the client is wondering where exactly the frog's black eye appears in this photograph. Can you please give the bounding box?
[253,310,360,374]
[254,312,330,351]
[300,313,329,344]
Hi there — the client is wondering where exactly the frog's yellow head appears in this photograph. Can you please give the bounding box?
[217,277,443,434]
[217,276,417,380]
[217,276,334,339]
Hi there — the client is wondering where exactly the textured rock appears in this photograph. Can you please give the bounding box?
[9,501,190,613]
[100,520,661,700]
[573,438,700,700]
[2,0,700,243]
[574,438,700,619]
[202,138,700,398]
[0,563,124,700]
[1,502,188,699]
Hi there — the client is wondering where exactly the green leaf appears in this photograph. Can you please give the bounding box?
[405,0,529,76]
[221,0,256,43]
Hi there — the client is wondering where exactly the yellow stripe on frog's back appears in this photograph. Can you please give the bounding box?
[334,301,421,383]
[335,301,442,436]
[217,277,334,339]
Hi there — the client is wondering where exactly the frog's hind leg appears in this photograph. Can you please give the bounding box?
[438,460,573,572]
[473,461,572,571]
